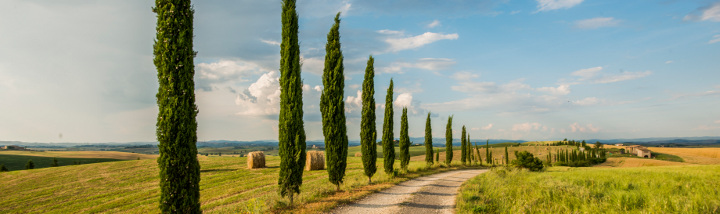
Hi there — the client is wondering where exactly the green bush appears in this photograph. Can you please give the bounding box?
[511,151,543,171]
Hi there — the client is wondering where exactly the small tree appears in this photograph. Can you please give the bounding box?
[424,112,433,165]
[51,158,59,167]
[512,151,544,171]
[435,148,440,162]
[382,79,395,175]
[460,125,467,165]
[399,107,410,171]
[26,160,35,169]
[445,116,453,165]
[0,164,8,172]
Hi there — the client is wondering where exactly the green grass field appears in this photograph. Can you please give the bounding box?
[0,153,475,213]
[457,165,720,213]
[0,154,123,171]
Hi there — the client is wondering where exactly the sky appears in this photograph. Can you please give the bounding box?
[1,0,719,143]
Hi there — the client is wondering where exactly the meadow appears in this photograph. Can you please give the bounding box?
[457,165,720,213]
[0,150,478,213]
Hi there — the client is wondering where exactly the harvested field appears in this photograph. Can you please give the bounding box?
[0,150,156,160]
[647,147,720,165]
[597,157,689,167]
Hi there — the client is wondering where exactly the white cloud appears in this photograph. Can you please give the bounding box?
[382,31,459,52]
[345,90,363,113]
[709,35,720,44]
[571,66,603,80]
[301,56,325,75]
[512,122,543,132]
[573,97,600,106]
[570,123,599,133]
[451,71,479,80]
[574,17,620,29]
[536,0,584,12]
[537,84,570,95]
[382,58,455,74]
[394,93,413,108]
[427,20,441,28]
[570,66,651,84]
[235,71,280,116]
[665,60,674,64]
[377,29,404,35]
[260,39,280,46]
[684,2,720,22]
[196,59,272,91]
[471,124,493,131]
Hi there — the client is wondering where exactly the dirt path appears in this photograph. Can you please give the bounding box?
[330,169,487,214]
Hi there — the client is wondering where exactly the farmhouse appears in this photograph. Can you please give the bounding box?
[615,143,624,146]
[637,148,652,158]
[2,145,26,150]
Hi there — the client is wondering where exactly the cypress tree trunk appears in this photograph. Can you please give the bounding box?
[399,107,410,171]
[153,1,201,212]
[321,13,348,191]
[424,112,433,165]
[382,80,395,175]
[460,126,466,165]
[360,56,377,184]
[445,116,453,165]
[278,0,307,205]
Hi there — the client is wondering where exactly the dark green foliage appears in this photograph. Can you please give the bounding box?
[399,107,410,171]
[382,80,395,174]
[321,13,348,190]
[435,148,440,162]
[424,113,433,165]
[461,126,467,164]
[512,151,544,171]
[278,0,307,204]
[25,160,34,169]
[360,56,377,183]
[475,142,481,164]
[504,147,509,165]
[445,116,453,165]
[51,158,59,167]
[468,134,474,164]
[486,140,491,164]
[153,0,201,212]
[0,164,7,172]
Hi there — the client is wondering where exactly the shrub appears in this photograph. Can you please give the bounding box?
[0,164,8,172]
[512,151,543,171]
[25,160,35,170]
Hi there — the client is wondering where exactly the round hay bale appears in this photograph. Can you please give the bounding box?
[354,152,362,157]
[305,151,325,171]
[247,151,266,169]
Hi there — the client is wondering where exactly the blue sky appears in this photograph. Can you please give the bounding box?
[0,0,718,143]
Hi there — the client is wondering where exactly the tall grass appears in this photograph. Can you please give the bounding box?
[457,165,720,213]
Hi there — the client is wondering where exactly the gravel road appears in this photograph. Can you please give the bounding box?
[330,169,487,214]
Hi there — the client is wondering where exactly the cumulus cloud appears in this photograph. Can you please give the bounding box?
[571,66,603,80]
[684,2,720,22]
[536,0,584,12]
[235,71,280,116]
[301,56,325,75]
[471,124,493,131]
[573,97,601,106]
[427,20,441,28]
[512,122,544,132]
[196,59,272,91]
[382,58,455,74]
[574,17,620,29]
[537,84,570,95]
[345,90,363,113]
[570,123,599,133]
[709,35,720,44]
[380,31,459,52]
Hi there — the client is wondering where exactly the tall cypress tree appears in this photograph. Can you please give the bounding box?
[468,134,473,164]
[424,112,433,165]
[399,107,410,171]
[153,1,201,212]
[445,116,453,165]
[485,140,491,164]
[505,146,509,165]
[360,56,376,184]
[278,0,306,205]
[321,12,348,192]
[382,79,395,175]
[461,125,467,165]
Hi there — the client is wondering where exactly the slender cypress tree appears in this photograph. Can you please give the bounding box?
[321,13,348,192]
[382,79,395,175]
[486,140,491,164]
[505,146,509,165]
[360,56,377,184]
[468,134,473,164]
[153,0,201,212]
[475,142,481,164]
[461,126,467,165]
[445,116,453,165]
[399,107,410,171]
[424,112,433,165]
[278,0,307,205]
[435,148,440,162]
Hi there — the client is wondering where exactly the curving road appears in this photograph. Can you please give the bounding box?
[330,169,487,214]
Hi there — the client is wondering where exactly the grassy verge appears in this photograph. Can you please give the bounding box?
[457,165,720,213]
[0,153,480,213]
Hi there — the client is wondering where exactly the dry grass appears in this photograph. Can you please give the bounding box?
[0,150,156,160]
[596,157,690,167]
[646,147,720,165]
[305,151,324,171]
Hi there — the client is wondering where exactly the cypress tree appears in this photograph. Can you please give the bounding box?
[51,158,59,167]
[505,146,509,165]
[399,107,410,171]
[475,142,481,164]
[321,13,348,192]
[278,0,307,205]
[153,0,201,212]
[485,140,491,164]
[360,56,377,184]
[435,148,440,162]
[382,79,395,175]
[424,112,433,165]
[468,134,474,164]
[460,125,467,165]
[445,116,453,165]
[26,160,34,169]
